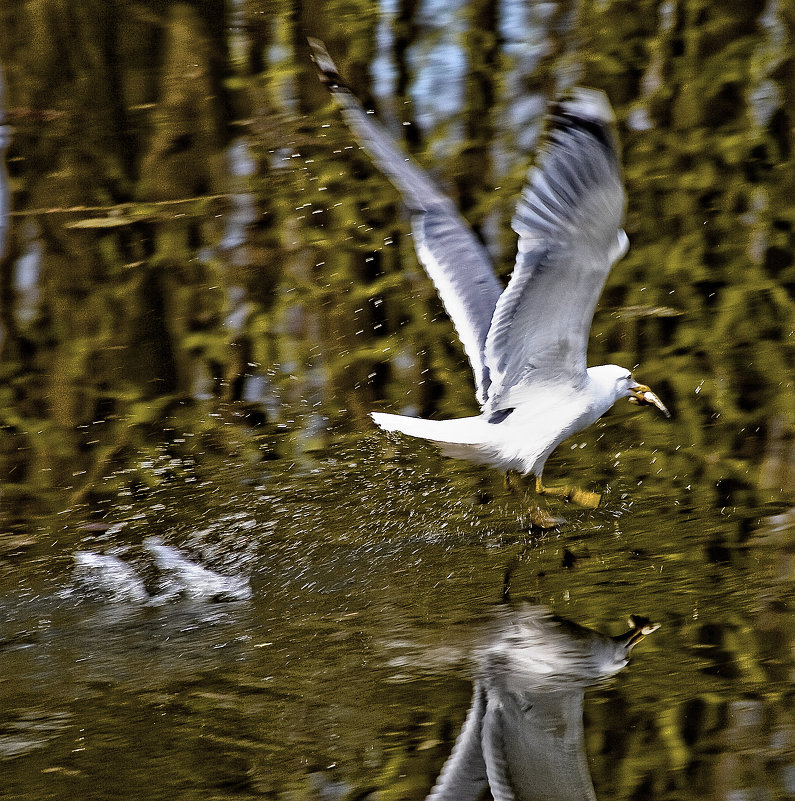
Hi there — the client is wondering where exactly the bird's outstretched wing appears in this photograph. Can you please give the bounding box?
[484,89,628,413]
[309,38,503,405]
[425,681,489,801]
[481,684,598,801]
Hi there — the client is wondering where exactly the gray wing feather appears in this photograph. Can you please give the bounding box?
[484,89,628,412]
[481,673,596,801]
[309,38,503,405]
[413,213,504,404]
[425,680,489,801]
[480,687,520,801]
[497,689,597,801]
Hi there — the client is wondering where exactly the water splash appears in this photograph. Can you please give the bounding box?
[73,551,150,604]
[143,537,253,603]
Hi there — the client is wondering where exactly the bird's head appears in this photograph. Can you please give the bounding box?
[602,614,660,671]
[591,364,670,417]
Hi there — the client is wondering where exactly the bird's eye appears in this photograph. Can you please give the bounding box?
[625,374,632,382]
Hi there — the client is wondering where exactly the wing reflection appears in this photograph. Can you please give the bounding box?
[428,605,658,801]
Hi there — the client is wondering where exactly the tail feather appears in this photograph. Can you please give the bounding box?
[371,412,484,444]
[370,412,534,473]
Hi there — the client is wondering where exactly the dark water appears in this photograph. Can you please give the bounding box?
[0,1,793,799]
[1,433,792,800]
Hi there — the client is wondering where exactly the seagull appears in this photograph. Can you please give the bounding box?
[426,604,659,801]
[309,40,669,514]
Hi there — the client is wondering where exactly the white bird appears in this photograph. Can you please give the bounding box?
[426,604,659,801]
[310,41,669,512]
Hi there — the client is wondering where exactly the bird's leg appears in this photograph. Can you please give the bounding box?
[504,469,525,498]
[535,476,602,509]
[504,470,566,529]
[502,541,533,602]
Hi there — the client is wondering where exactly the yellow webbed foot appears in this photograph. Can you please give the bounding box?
[535,477,602,509]
[505,471,567,528]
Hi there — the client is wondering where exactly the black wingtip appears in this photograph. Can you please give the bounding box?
[548,88,618,153]
[307,37,346,90]
[555,88,615,124]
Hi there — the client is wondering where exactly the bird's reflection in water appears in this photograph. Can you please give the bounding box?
[427,605,658,801]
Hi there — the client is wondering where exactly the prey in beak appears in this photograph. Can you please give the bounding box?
[628,383,671,418]
[620,615,661,648]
